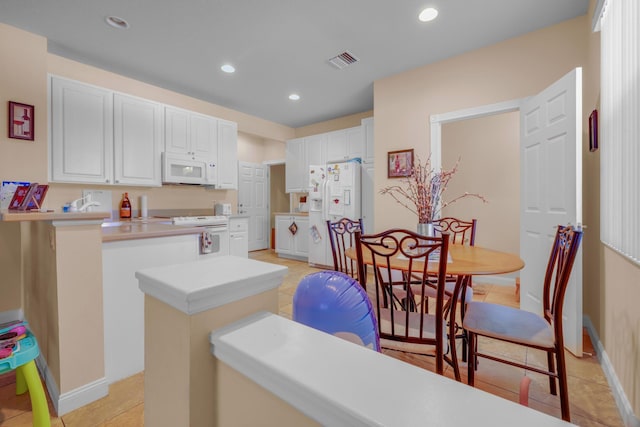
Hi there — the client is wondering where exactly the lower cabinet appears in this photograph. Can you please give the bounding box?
[229,216,249,257]
[102,234,199,384]
[275,215,309,260]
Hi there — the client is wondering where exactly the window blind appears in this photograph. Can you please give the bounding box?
[600,0,640,265]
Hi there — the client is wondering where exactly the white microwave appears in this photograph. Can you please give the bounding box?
[162,153,216,185]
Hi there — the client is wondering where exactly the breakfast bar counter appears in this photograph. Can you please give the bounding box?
[100,220,203,242]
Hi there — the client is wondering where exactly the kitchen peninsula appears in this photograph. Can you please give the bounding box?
[0,211,208,415]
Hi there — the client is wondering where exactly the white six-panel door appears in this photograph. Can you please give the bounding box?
[520,68,583,356]
[238,161,269,251]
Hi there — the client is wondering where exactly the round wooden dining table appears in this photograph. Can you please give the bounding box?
[344,244,524,277]
[344,244,524,381]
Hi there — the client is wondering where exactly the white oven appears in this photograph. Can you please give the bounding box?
[172,216,229,258]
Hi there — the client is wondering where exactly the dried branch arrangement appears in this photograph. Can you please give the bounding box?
[380,154,488,223]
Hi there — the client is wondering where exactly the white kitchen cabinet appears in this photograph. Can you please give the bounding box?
[51,76,162,187]
[305,133,327,171]
[113,93,163,186]
[229,216,249,257]
[164,106,218,161]
[275,215,308,260]
[50,76,114,184]
[326,126,364,162]
[285,138,306,193]
[102,234,199,384]
[217,119,238,189]
[362,117,374,161]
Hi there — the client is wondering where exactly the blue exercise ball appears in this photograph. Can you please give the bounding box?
[293,271,380,352]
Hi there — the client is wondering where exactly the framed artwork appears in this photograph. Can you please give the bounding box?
[589,109,598,152]
[388,149,414,178]
[8,101,34,141]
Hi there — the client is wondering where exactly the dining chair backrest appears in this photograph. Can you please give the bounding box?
[432,217,477,246]
[544,224,583,332]
[354,228,456,377]
[327,218,363,278]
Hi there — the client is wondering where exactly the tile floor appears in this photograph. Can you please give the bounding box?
[0,249,626,426]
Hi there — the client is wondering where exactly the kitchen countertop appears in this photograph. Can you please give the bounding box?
[273,212,309,216]
[0,210,110,222]
[101,218,203,242]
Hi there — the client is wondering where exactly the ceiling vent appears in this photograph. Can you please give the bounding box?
[328,51,359,69]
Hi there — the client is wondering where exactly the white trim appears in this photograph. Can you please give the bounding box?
[0,309,24,324]
[57,377,109,416]
[592,0,607,32]
[37,350,109,416]
[263,158,285,166]
[472,275,517,287]
[583,315,640,427]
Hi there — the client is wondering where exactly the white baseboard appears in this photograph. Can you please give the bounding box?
[583,315,640,427]
[0,309,24,324]
[472,275,516,287]
[25,329,108,418]
[36,351,109,416]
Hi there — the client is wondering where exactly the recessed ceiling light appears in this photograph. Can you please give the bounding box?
[221,64,236,73]
[418,7,438,22]
[105,16,130,29]
[289,94,301,101]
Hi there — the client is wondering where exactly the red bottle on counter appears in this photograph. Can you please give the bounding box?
[120,192,132,219]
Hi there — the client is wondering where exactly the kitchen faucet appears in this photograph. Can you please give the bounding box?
[70,194,101,212]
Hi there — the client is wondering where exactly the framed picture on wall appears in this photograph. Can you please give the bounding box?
[589,109,598,152]
[388,149,414,178]
[8,101,34,141]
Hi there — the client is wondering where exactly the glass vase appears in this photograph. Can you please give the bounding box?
[417,222,435,237]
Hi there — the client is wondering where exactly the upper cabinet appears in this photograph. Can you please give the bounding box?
[165,107,218,160]
[326,126,363,162]
[285,137,306,193]
[216,119,238,190]
[362,117,374,161]
[113,93,163,186]
[49,75,238,189]
[286,124,365,193]
[50,76,162,186]
[50,76,114,184]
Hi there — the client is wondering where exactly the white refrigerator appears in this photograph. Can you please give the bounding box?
[308,159,361,268]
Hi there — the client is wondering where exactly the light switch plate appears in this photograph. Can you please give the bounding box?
[82,189,113,219]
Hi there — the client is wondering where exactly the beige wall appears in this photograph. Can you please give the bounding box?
[441,112,520,255]
[0,222,23,312]
[294,110,373,138]
[238,132,285,164]
[0,25,48,184]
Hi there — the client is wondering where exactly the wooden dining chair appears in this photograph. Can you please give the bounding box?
[428,217,477,360]
[327,218,363,279]
[464,224,583,422]
[355,228,460,380]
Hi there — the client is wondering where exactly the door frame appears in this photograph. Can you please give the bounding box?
[264,159,286,249]
[430,98,522,286]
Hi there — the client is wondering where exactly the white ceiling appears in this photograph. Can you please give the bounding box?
[0,0,589,128]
